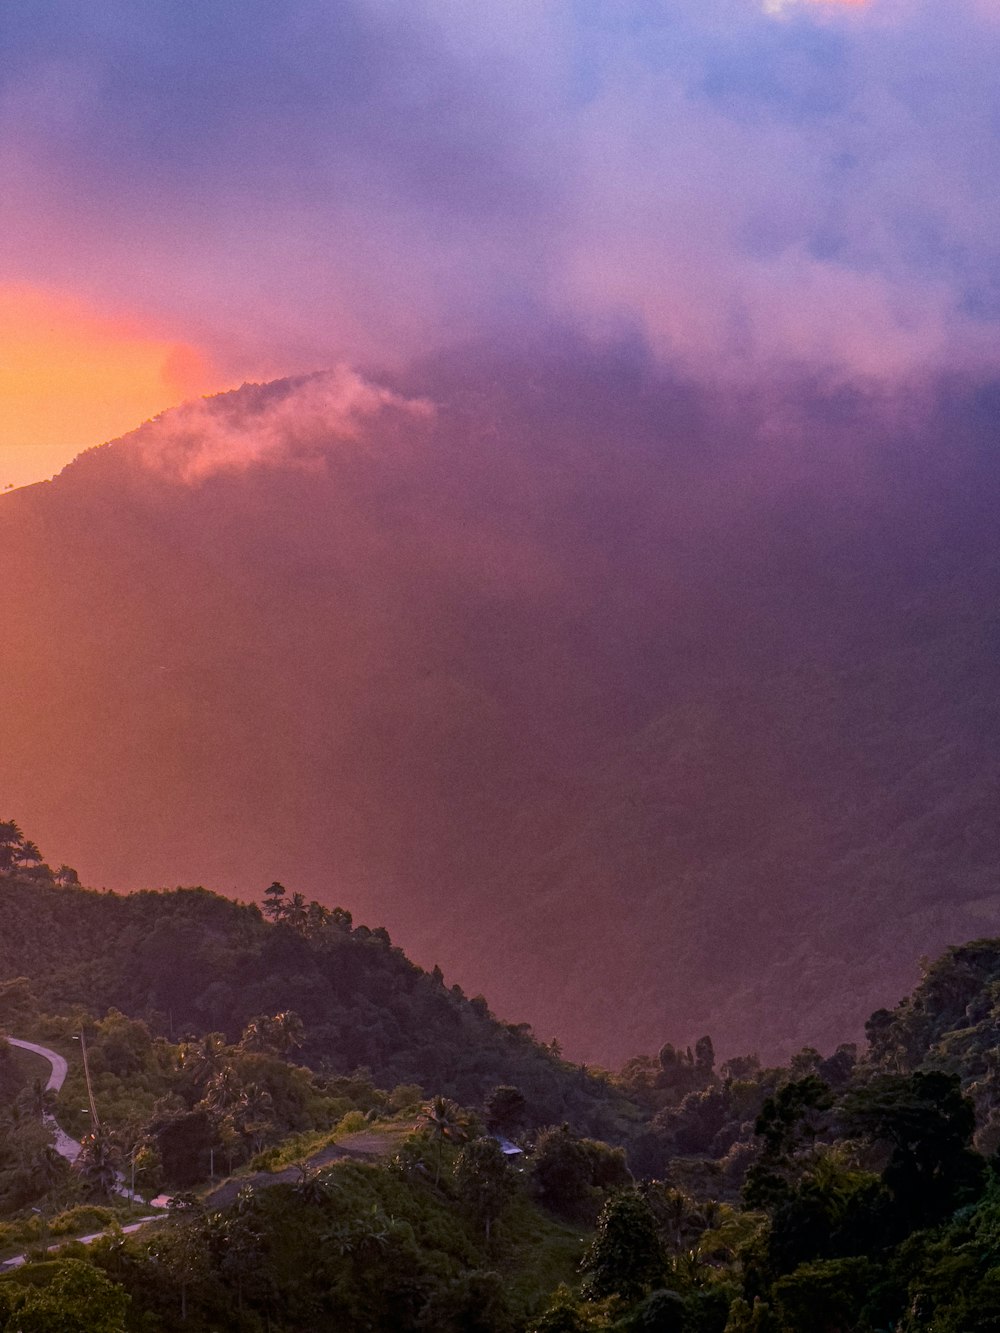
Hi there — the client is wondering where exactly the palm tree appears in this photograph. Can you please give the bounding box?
[421,1096,467,1185]
[181,1033,228,1089]
[272,1011,305,1057]
[23,1077,56,1121]
[203,1065,242,1114]
[77,1126,120,1197]
[236,1083,274,1154]
[239,1015,277,1054]
[0,821,24,875]
[32,1144,67,1196]
[18,840,42,866]
[284,892,309,932]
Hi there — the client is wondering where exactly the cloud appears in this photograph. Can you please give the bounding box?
[764,0,870,13]
[131,367,435,483]
[0,0,999,431]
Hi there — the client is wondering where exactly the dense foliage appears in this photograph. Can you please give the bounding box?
[0,861,628,1138]
[6,833,1000,1328]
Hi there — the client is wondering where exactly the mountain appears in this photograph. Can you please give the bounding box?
[0,870,626,1136]
[2,340,998,1064]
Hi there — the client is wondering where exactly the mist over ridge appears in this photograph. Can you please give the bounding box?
[2,335,998,1066]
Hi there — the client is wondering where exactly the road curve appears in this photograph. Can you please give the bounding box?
[0,1036,169,1275]
[6,1037,80,1163]
[6,1038,68,1094]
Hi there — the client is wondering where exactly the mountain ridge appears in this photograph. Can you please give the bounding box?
[2,343,998,1064]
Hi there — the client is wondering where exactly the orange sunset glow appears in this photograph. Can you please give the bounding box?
[0,287,223,491]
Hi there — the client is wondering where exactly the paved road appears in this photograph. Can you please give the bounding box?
[0,1042,402,1273]
[0,1035,166,1274]
[6,1037,81,1164]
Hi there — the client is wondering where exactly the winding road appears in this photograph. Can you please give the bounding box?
[0,1037,162,1273]
[6,1037,82,1164]
[0,1037,395,1274]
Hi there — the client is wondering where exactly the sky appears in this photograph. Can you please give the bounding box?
[2,0,999,490]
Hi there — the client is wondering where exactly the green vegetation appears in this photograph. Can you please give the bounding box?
[0,864,630,1139]
[7,827,1000,1327]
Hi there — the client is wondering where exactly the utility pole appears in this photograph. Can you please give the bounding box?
[78,1028,100,1129]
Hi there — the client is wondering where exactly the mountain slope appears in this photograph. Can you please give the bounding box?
[2,343,998,1063]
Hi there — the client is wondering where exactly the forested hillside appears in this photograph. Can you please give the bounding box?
[4,845,1000,1328]
[2,346,999,1063]
[0,849,625,1138]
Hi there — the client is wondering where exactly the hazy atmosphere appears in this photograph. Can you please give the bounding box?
[2,5,999,1329]
[5,0,1000,482]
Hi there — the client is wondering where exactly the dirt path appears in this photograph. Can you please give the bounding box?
[202,1128,403,1211]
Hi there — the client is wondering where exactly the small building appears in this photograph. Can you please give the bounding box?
[493,1135,523,1158]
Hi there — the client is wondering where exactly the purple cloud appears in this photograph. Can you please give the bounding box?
[1,0,998,384]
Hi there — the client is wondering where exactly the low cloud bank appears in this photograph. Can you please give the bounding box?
[1,0,999,387]
[134,368,434,483]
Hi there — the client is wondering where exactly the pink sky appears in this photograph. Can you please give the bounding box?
[2,0,998,487]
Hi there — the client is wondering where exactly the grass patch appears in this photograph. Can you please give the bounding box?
[0,1045,50,1109]
[251,1129,340,1172]
[48,1205,116,1237]
[0,1200,150,1260]
[251,1114,415,1173]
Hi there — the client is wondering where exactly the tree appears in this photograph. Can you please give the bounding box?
[9,1258,129,1333]
[624,1288,688,1331]
[416,1268,517,1333]
[77,1126,121,1198]
[771,1256,875,1333]
[262,880,286,922]
[19,839,43,866]
[32,1143,69,1196]
[532,1124,631,1224]
[147,1106,215,1187]
[293,1164,336,1208]
[454,1136,517,1241]
[643,1183,707,1256]
[236,1081,275,1154]
[203,1064,242,1114]
[421,1096,467,1185]
[239,1014,278,1053]
[26,1074,57,1120]
[841,1070,985,1225]
[180,1032,228,1090]
[304,899,331,937]
[694,1035,716,1079]
[743,1075,833,1213]
[0,820,25,874]
[284,891,309,931]
[581,1189,664,1303]
[271,1009,305,1056]
[148,1206,211,1324]
[534,1286,588,1333]
[203,1198,271,1314]
[484,1085,527,1137]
